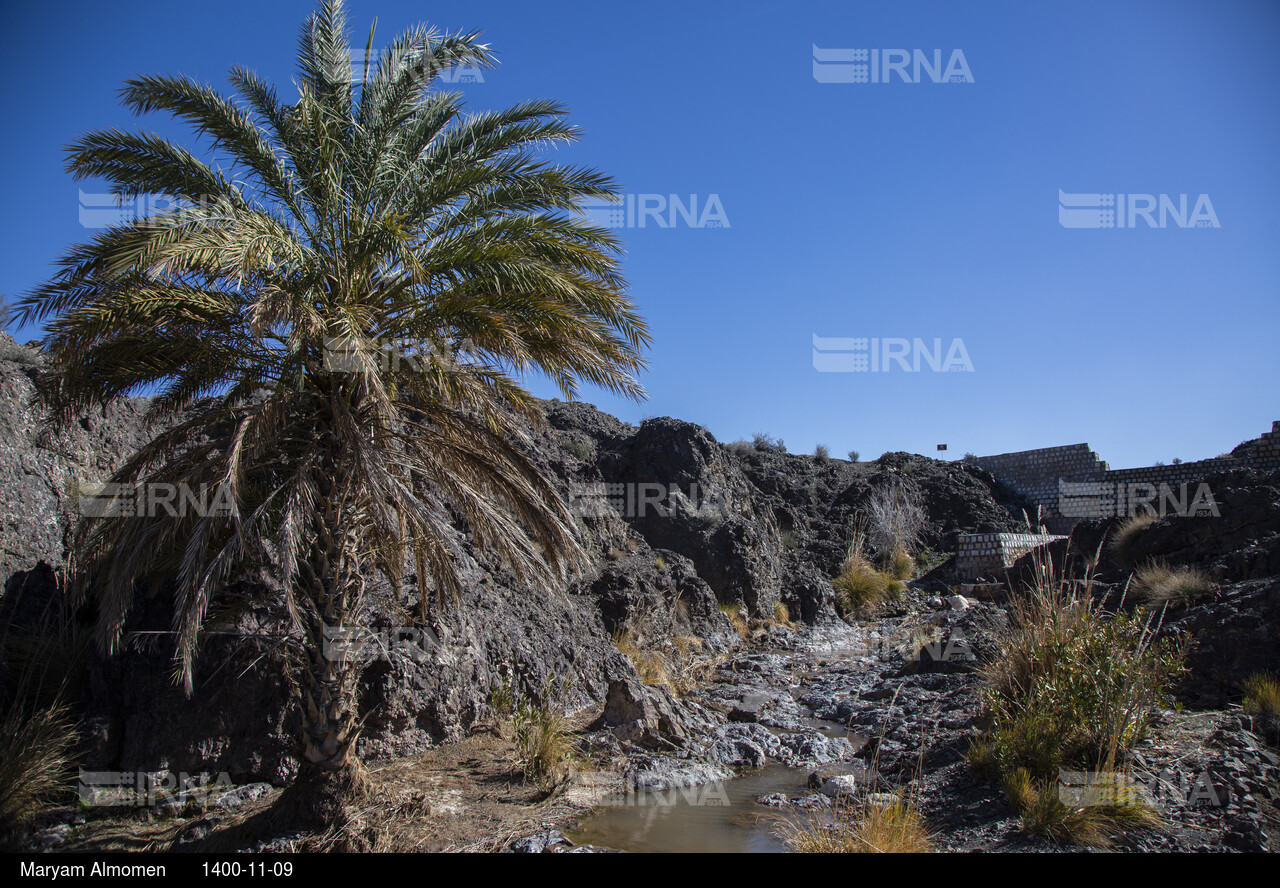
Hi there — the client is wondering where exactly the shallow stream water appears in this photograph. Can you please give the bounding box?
[567,641,871,854]
[566,761,805,853]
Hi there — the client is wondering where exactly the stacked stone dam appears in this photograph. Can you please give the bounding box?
[968,422,1280,535]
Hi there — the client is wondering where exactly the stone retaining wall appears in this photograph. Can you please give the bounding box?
[955,532,1066,581]
[968,421,1280,534]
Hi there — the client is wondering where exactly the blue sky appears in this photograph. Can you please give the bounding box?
[2,0,1277,468]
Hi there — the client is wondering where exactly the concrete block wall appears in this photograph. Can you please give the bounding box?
[956,532,1066,581]
[968,444,1108,533]
[968,421,1280,535]
[1236,421,1280,472]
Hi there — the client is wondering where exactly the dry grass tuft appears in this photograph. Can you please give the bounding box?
[1005,765,1162,849]
[0,701,77,844]
[719,602,749,639]
[889,547,914,581]
[614,632,670,686]
[1131,562,1214,606]
[0,584,88,845]
[833,526,904,614]
[772,601,798,630]
[866,478,927,561]
[1107,512,1157,567]
[965,736,996,777]
[614,596,725,693]
[779,792,934,853]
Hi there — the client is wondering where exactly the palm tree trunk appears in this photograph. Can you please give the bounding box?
[277,447,371,833]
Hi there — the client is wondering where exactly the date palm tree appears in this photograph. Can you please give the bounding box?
[17,0,647,828]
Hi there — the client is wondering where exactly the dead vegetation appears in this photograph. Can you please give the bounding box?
[615,594,727,693]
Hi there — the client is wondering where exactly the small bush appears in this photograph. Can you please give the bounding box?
[866,478,926,562]
[512,676,575,790]
[1243,672,1280,716]
[1131,562,1214,606]
[1107,512,1157,567]
[752,432,786,453]
[974,552,1186,846]
[814,444,830,461]
[561,436,595,461]
[488,676,515,719]
[982,592,1185,776]
[832,527,904,614]
[847,450,860,463]
[780,529,798,550]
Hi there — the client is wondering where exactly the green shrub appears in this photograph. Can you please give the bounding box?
[512,676,575,790]
[1243,671,1280,716]
[561,436,595,461]
[974,554,1186,845]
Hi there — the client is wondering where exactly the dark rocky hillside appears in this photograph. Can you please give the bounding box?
[0,333,1024,782]
[4,331,1278,853]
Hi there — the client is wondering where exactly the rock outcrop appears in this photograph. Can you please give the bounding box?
[0,333,1047,783]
